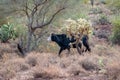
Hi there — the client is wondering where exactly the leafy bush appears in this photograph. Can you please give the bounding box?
[110,19,120,45]
[0,23,18,42]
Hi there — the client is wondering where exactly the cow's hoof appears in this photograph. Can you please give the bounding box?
[81,53,84,56]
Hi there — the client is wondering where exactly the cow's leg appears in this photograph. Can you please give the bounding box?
[84,40,91,52]
[82,35,91,53]
[67,47,70,56]
[85,46,91,52]
[58,48,64,56]
[87,41,91,52]
[86,45,91,52]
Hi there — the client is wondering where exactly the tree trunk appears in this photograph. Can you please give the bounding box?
[26,28,33,53]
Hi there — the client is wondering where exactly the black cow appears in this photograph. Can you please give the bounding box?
[82,35,91,52]
[47,33,91,56]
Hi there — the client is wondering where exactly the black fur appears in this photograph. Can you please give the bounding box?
[82,35,91,52]
[50,33,91,56]
[17,43,24,56]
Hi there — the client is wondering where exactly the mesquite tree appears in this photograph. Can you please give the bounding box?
[0,0,68,54]
[11,0,67,54]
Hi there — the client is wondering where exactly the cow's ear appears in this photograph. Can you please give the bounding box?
[51,33,55,36]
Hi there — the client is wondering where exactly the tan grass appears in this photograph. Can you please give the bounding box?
[105,62,120,80]
[0,40,120,80]
[0,58,30,79]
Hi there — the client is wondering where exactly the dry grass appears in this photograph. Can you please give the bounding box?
[105,62,120,80]
[0,0,120,80]
[81,57,100,71]
[0,58,30,79]
[0,37,120,80]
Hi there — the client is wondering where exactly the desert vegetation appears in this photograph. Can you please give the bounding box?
[0,0,120,80]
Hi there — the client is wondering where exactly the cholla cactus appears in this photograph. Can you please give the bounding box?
[62,18,93,38]
[65,18,77,36]
[77,18,92,34]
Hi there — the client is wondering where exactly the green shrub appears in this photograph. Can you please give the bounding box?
[110,19,120,45]
[0,23,18,42]
[112,0,120,11]
[98,14,109,25]
[107,0,120,13]
[100,0,107,4]
[0,18,8,26]
[90,7,103,14]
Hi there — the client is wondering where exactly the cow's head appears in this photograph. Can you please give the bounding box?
[47,33,61,43]
[47,33,55,42]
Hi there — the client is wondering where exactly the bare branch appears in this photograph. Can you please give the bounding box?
[23,1,30,19]
[35,5,45,26]
[31,0,48,17]
[33,7,65,30]
[34,0,53,27]
[41,0,54,25]
[28,0,48,29]
[23,4,32,12]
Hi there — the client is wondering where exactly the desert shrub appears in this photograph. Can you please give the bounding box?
[100,0,107,4]
[111,0,120,11]
[67,64,84,76]
[0,59,30,79]
[98,14,109,25]
[0,17,8,26]
[81,57,100,71]
[33,65,68,79]
[90,7,103,14]
[0,23,18,42]
[110,19,120,45]
[25,55,37,67]
[107,0,120,13]
[95,30,109,39]
[105,63,120,80]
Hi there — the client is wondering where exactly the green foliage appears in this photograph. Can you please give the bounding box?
[107,0,120,13]
[90,7,103,14]
[110,19,120,45]
[0,23,18,42]
[98,14,109,25]
[111,0,120,11]
[100,0,107,4]
[0,17,8,26]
